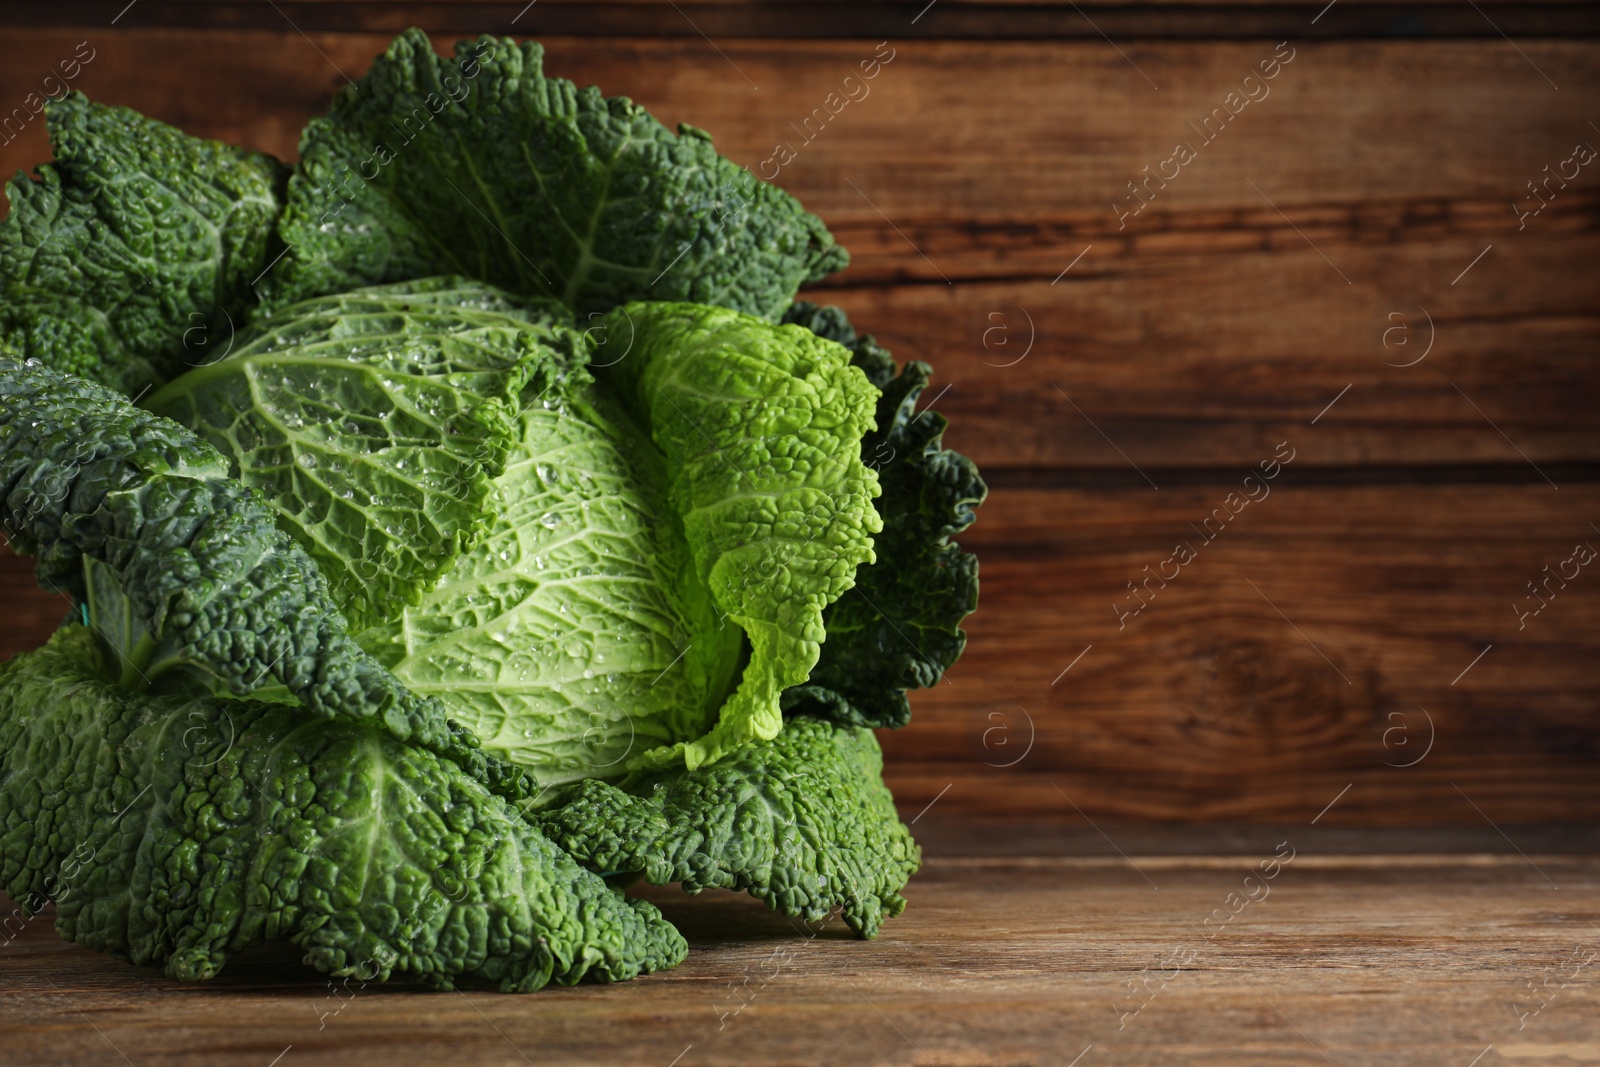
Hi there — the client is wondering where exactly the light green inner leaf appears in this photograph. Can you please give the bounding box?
[595,302,883,770]
[357,378,743,786]
[146,278,586,631]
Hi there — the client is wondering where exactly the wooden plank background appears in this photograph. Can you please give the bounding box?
[4,2,1600,38]
[0,8,1595,826]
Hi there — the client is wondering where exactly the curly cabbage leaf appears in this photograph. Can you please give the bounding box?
[146,277,589,630]
[0,356,536,806]
[0,627,686,989]
[357,375,743,786]
[0,92,286,396]
[779,303,985,729]
[592,302,882,769]
[538,716,919,939]
[265,29,848,321]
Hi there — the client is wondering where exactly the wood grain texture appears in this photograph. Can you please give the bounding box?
[2,840,1597,1066]
[822,246,1599,470]
[881,483,1600,823]
[3,2,1597,40]
[6,35,1596,222]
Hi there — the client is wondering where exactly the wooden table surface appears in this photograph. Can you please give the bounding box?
[5,824,1599,1066]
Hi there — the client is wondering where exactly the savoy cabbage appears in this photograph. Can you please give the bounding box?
[0,29,984,991]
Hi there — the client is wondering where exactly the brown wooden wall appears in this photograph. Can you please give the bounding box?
[1,2,1596,825]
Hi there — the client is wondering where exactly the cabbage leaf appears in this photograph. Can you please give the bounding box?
[0,627,685,990]
[266,30,847,321]
[594,302,882,769]
[357,374,742,785]
[539,716,919,938]
[146,277,589,631]
[0,93,286,396]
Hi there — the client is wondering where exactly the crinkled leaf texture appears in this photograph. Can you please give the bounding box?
[593,302,882,770]
[146,277,590,631]
[0,627,686,989]
[355,300,882,779]
[779,303,986,729]
[0,92,286,396]
[0,356,535,806]
[539,716,919,939]
[266,29,847,321]
[357,372,743,788]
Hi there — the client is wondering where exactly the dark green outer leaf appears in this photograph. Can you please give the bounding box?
[0,356,537,807]
[0,92,287,395]
[0,627,686,989]
[265,29,848,321]
[779,302,986,729]
[538,716,919,939]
